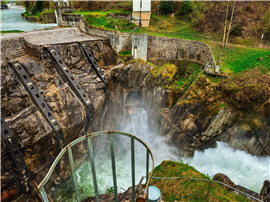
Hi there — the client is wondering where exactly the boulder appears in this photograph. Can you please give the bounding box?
[1,190,18,202]
[213,173,236,190]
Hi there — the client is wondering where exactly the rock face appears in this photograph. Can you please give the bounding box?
[213,173,236,190]
[260,180,270,202]
[1,36,118,199]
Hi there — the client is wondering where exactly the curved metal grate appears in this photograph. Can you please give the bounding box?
[38,131,155,202]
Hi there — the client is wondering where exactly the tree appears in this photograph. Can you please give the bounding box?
[176,1,193,17]
[261,8,270,40]
[222,1,230,48]
[159,1,174,15]
[225,1,236,48]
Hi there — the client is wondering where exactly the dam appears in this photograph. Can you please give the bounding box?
[1,2,270,202]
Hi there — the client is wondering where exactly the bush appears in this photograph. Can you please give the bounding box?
[261,9,270,40]
[231,23,244,37]
[176,1,193,16]
[159,1,174,15]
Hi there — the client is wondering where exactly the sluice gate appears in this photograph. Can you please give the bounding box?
[45,46,95,131]
[8,61,65,165]
[37,131,155,202]
[1,115,30,193]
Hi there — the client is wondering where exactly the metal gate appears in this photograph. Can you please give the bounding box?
[38,131,154,202]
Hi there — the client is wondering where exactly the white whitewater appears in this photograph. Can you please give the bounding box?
[49,109,269,201]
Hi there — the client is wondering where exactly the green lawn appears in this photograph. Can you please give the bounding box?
[1,30,24,34]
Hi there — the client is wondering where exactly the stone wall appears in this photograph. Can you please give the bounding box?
[21,14,38,22]
[43,13,56,23]
[107,13,132,20]
[147,35,215,65]
[58,14,132,53]
[1,37,26,62]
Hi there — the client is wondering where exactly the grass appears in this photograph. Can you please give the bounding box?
[119,51,132,56]
[73,10,131,16]
[84,15,136,32]
[1,30,24,34]
[210,44,270,73]
[43,9,55,13]
[150,160,250,202]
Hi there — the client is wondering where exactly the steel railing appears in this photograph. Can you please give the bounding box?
[38,131,155,202]
[151,176,262,202]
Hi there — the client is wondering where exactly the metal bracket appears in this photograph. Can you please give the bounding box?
[80,43,110,105]
[80,43,108,84]
[1,115,30,193]
[8,61,65,154]
[45,47,95,131]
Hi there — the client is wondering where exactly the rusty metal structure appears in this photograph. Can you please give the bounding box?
[38,131,155,202]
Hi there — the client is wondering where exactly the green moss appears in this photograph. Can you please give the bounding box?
[150,160,250,202]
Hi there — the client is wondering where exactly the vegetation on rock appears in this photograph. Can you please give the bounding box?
[150,160,250,202]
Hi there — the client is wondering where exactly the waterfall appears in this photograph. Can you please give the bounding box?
[48,109,269,201]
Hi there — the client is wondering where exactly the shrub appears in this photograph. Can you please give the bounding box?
[231,23,244,37]
[176,1,193,16]
[159,1,174,15]
[261,8,270,40]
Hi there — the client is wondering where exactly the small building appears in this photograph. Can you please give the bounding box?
[132,0,151,27]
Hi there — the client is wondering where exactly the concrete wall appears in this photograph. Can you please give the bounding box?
[132,33,148,61]
[43,13,56,23]
[21,14,38,22]
[147,35,215,65]
[107,13,132,20]
[132,11,151,27]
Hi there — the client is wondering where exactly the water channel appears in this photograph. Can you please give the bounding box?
[1,5,57,32]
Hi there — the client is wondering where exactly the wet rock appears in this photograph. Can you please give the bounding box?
[260,180,270,202]
[1,190,19,202]
[54,176,62,186]
[213,173,236,190]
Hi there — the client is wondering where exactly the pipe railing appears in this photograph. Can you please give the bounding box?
[38,131,155,202]
[151,176,262,202]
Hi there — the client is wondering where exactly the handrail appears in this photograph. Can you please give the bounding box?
[38,131,155,202]
[151,176,262,202]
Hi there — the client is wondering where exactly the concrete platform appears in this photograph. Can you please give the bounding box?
[1,27,106,45]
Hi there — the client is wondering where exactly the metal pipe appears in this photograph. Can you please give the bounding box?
[110,134,118,202]
[68,146,80,202]
[87,136,100,202]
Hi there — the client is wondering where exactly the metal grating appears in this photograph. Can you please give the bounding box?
[45,47,95,130]
[1,115,30,193]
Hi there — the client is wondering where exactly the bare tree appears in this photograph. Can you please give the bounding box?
[222,1,230,48]
[225,1,236,48]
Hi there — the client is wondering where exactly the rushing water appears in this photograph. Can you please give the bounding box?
[48,109,269,201]
[0,7,57,32]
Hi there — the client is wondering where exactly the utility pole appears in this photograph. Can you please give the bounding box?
[139,0,142,27]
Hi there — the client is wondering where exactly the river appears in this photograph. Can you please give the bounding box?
[1,5,57,32]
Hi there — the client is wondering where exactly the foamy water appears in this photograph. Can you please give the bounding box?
[48,109,269,201]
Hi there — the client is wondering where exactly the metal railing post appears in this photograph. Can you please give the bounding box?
[87,136,100,202]
[131,137,135,202]
[146,150,149,202]
[206,181,212,198]
[110,134,118,202]
[39,186,49,202]
[68,146,80,202]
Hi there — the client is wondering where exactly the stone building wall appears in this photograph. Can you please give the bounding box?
[43,13,56,23]
[107,13,132,20]
[132,33,148,61]
[147,35,215,65]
